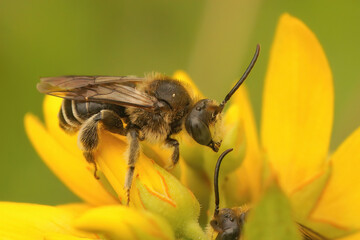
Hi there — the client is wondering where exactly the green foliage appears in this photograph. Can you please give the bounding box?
[244,184,302,240]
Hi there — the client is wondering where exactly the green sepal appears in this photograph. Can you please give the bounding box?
[244,183,302,240]
[135,165,206,240]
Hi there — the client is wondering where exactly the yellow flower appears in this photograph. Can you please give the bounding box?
[4,11,358,240]
[23,93,205,239]
[224,13,360,239]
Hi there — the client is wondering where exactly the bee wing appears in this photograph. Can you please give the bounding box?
[37,75,156,109]
[38,75,145,90]
[298,224,328,240]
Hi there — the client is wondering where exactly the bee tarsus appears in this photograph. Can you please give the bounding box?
[83,151,100,180]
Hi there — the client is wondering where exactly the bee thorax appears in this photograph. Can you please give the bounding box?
[126,108,171,143]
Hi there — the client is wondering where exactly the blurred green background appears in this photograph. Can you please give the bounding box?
[1,0,359,205]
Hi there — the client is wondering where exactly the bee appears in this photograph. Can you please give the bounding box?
[37,45,260,204]
[210,149,328,240]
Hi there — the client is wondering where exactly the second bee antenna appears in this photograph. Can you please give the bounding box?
[214,148,233,216]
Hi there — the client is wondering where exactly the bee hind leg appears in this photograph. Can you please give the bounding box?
[165,137,179,169]
[79,110,126,179]
[125,127,140,205]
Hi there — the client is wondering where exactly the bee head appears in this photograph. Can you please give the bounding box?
[185,44,260,152]
[185,99,223,152]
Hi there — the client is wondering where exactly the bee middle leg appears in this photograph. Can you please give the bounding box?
[165,137,179,169]
[79,109,126,179]
[125,127,140,205]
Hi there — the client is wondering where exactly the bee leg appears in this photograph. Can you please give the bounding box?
[83,151,99,179]
[165,137,179,169]
[79,114,101,179]
[125,127,140,205]
[100,109,127,135]
[79,110,126,179]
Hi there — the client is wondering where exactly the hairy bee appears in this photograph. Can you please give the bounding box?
[210,149,328,240]
[37,45,260,204]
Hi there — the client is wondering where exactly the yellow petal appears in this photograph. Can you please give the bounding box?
[226,87,262,203]
[43,95,83,159]
[95,131,172,206]
[0,202,98,240]
[75,205,175,240]
[289,166,352,238]
[291,165,331,220]
[57,203,93,214]
[95,131,206,239]
[94,131,138,204]
[261,13,333,194]
[204,89,251,214]
[311,126,360,229]
[45,234,96,240]
[203,101,247,213]
[24,113,119,206]
[337,232,360,240]
[179,159,211,226]
[141,141,174,170]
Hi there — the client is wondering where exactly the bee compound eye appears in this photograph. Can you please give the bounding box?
[185,117,212,146]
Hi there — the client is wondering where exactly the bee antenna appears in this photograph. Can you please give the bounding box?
[214,148,233,217]
[218,44,260,111]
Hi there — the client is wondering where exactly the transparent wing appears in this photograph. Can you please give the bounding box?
[37,75,156,109]
[38,75,145,90]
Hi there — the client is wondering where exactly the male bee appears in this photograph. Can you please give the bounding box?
[37,45,260,204]
[210,149,328,240]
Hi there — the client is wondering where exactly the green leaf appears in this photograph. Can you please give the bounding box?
[244,184,302,240]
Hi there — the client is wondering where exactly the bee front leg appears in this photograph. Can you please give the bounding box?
[165,137,179,169]
[125,127,140,205]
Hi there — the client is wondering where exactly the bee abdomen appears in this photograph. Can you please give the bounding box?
[58,99,128,134]
[58,99,82,133]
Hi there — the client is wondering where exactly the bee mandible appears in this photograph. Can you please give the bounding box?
[37,45,260,204]
[210,149,328,240]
